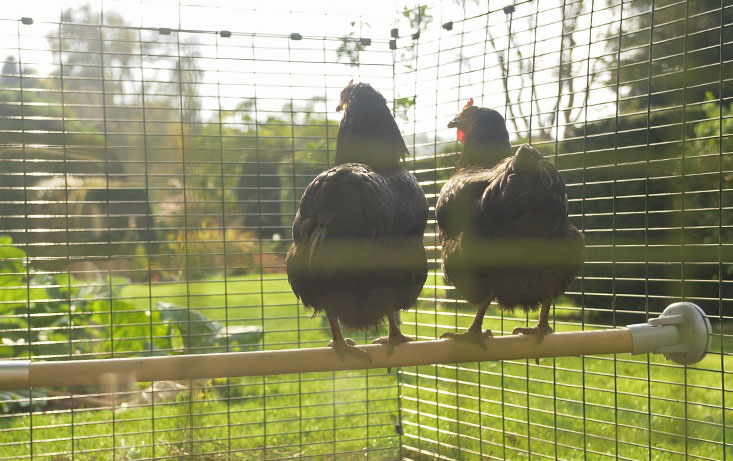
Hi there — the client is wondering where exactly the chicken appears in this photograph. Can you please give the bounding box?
[436,99,584,346]
[286,81,428,361]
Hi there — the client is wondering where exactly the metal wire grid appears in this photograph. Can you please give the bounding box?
[0,0,730,459]
[396,0,731,459]
[0,6,403,459]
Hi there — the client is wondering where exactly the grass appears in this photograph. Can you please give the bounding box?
[1,273,731,460]
[119,272,391,350]
[0,371,401,460]
[399,292,733,460]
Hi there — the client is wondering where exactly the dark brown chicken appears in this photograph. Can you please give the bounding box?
[436,99,584,346]
[286,81,428,361]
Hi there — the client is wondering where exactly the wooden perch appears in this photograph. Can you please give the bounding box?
[0,302,711,390]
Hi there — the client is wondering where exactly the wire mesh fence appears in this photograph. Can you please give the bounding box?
[0,0,730,459]
[397,1,732,459]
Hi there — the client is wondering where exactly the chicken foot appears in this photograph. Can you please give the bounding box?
[372,312,413,356]
[512,299,554,343]
[326,312,372,363]
[440,300,493,350]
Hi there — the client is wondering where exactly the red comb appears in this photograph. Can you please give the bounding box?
[464,98,474,109]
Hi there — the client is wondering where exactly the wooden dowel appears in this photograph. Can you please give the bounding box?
[2,302,710,390]
[5,328,634,390]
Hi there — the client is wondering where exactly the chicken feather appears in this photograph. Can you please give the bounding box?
[437,103,584,348]
[286,82,428,361]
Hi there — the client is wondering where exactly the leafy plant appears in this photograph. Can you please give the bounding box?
[336,21,370,67]
[1,237,166,360]
[157,302,263,354]
[402,4,432,31]
[0,389,48,414]
[395,96,417,122]
[158,225,259,280]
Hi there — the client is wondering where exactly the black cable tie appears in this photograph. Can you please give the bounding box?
[220,30,231,38]
[411,31,420,40]
[21,17,33,25]
[390,28,398,38]
[503,5,515,14]
[159,28,171,35]
[442,21,453,31]
[360,38,371,46]
[290,33,302,40]
[389,39,396,50]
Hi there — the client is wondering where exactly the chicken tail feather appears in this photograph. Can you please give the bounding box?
[308,227,328,270]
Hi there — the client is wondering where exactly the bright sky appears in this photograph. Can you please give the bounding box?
[0,0,620,147]
[1,0,408,40]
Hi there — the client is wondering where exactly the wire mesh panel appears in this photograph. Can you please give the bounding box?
[396,0,732,459]
[0,0,730,460]
[0,2,404,459]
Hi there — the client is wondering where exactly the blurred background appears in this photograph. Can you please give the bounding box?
[0,0,730,459]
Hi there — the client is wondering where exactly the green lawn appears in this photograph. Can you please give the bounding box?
[119,272,393,350]
[398,296,733,460]
[1,273,731,460]
[0,370,401,460]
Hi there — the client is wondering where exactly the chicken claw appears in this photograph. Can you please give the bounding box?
[512,324,553,343]
[372,333,412,356]
[513,322,553,364]
[372,334,412,373]
[440,329,493,350]
[328,337,372,363]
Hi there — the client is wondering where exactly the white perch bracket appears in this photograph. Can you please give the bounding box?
[0,302,713,390]
[626,302,712,365]
[0,359,30,390]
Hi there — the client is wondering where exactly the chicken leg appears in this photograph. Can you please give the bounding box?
[440,300,493,350]
[326,311,371,362]
[513,299,554,343]
[372,312,413,355]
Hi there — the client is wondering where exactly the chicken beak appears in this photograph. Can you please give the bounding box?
[335,104,342,112]
[447,117,459,128]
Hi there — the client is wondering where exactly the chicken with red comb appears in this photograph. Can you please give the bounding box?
[437,101,585,349]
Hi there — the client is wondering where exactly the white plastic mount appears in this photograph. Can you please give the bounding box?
[0,359,30,389]
[627,302,712,365]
